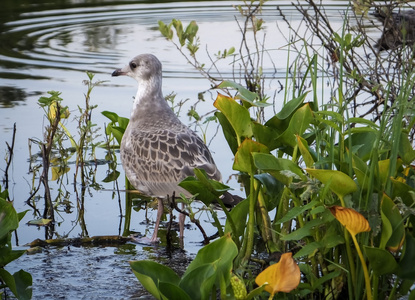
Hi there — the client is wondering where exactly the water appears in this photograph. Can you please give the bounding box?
[0,1,382,298]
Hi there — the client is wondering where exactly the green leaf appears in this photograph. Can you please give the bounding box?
[294,241,322,258]
[158,20,173,40]
[0,247,26,267]
[183,235,238,295]
[13,269,32,300]
[381,194,405,252]
[252,122,281,151]
[233,139,269,174]
[179,169,230,206]
[215,111,238,154]
[0,199,19,240]
[305,169,357,199]
[277,103,313,148]
[398,233,415,280]
[180,264,216,300]
[364,246,398,275]
[253,153,305,186]
[184,20,198,44]
[276,92,308,120]
[224,198,249,238]
[213,94,253,142]
[218,80,257,102]
[130,260,180,300]
[102,170,120,183]
[296,135,315,168]
[101,110,119,122]
[399,131,415,164]
[0,268,17,296]
[275,200,320,224]
[158,282,191,300]
[281,218,324,241]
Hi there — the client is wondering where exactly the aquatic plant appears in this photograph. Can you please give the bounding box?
[128,1,415,299]
[0,187,32,300]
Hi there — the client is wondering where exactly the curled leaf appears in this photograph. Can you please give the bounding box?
[255,252,300,296]
[329,206,370,236]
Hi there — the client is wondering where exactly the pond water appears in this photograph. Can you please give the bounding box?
[0,1,384,298]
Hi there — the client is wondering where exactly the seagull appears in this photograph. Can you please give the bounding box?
[112,54,239,242]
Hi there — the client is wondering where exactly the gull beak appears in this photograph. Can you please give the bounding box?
[112,68,126,77]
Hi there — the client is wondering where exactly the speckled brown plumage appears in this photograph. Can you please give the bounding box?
[113,54,220,199]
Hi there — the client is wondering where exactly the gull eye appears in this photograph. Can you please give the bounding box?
[130,62,137,69]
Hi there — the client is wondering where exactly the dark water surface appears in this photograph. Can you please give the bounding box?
[0,1,380,298]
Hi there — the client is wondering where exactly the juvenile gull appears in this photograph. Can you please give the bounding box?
[112,54,238,242]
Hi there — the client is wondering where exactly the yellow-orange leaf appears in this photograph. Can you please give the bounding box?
[329,206,371,236]
[255,252,301,296]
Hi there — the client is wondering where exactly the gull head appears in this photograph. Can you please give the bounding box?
[112,54,162,82]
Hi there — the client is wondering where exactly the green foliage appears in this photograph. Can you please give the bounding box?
[0,187,32,299]
[125,2,415,299]
[130,235,238,300]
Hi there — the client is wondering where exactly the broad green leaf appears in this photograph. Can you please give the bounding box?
[276,93,308,120]
[0,199,19,240]
[296,135,315,168]
[252,122,281,151]
[180,264,216,300]
[381,194,405,252]
[0,247,26,267]
[213,94,253,141]
[254,173,283,210]
[277,103,313,148]
[215,111,238,154]
[377,159,390,188]
[306,169,357,198]
[365,246,398,275]
[398,233,415,280]
[233,139,269,173]
[399,131,415,164]
[253,153,305,186]
[130,260,180,300]
[352,154,370,191]
[183,235,238,293]
[101,110,119,122]
[0,269,17,297]
[344,131,377,161]
[158,282,191,300]
[179,169,230,206]
[320,225,345,250]
[390,178,415,207]
[224,198,249,238]
[13,269,32,300]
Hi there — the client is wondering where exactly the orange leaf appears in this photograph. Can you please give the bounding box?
[329,206,371,236]
[255,252,301,296]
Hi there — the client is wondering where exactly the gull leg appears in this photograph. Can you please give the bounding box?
[179,202,185,241]
[150,198,163,243]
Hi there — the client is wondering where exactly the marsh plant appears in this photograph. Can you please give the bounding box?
[130,1,415,299]
[26,72,103,238]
